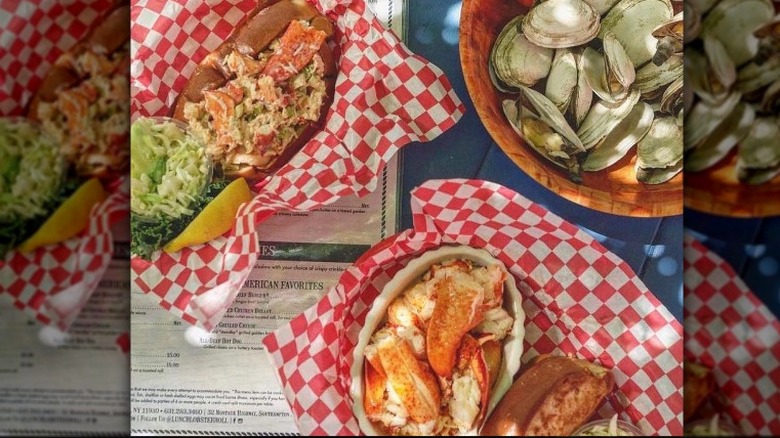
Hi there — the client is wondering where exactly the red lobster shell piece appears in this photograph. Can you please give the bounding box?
[452,334,491,430]
[426,276,485,378]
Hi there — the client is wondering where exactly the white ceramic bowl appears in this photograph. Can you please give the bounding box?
[349,245,526,435]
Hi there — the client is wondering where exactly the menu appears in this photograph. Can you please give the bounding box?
[0,225,131,435]
[130,6,404,421]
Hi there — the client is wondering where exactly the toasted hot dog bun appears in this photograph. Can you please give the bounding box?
[683,361,716,421]
[170,0,337,182]
[480,355,614,436]
[27,1,130,118]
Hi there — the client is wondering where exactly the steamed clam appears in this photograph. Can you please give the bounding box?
[652,11,683,66]
[490,15,553,90]
[489,0,683,185]
[636,116,683,184]
[502,86,586,180]
[684,0,780,185]
[522,0,601,49]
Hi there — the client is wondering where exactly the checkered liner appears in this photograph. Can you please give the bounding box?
[130,0,464,330]
[0,0,129,331]
[0,188,129,331]
[684,234,780,435]
[0,0,116,115]
[262,179,684,436]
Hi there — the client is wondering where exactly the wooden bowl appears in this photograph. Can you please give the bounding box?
[459,0,683,217]
[684,2,780,218]
[685,150,780,218]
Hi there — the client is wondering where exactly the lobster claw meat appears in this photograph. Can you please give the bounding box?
[449,334,491,431]
[426,277,485,378]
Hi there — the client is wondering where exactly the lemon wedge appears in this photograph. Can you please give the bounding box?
[163,178,253,253]
[18,177,107,252]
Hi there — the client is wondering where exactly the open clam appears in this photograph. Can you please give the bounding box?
[545,49,579,113]
[660,76,683,115]
[577,89,640,150]
[503,87,586,181]
[599,0,673,66]
[582,101,654,171]
[736,56,780,97]
[636,116,683,184]
[490,15,554,90]
[634,53,682,98]
[761,80,780,113]
[685,92,742,151]
[685,103,756,172]
[701,0,774,67]
[652,11,683,66]
[736,117,780,184]
[684,1,702,44]
[581,41,634,104]
[570,50,594,126]
[754,16,780,64]
[522,0,601,49]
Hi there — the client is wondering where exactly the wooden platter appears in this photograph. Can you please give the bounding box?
[459,0,683,217]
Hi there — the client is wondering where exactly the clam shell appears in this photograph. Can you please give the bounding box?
[636,116,682,169]
[571,50,594,126]
[502,88,585,179]
[688,0,718,15]
[636,159,682,184]
[517,86,585,153]
[684,1,702,44]
[761,79,780,113]
[652,11,684,65]
[583,0,622,15]
[736,117,780,184]
[736,56,780,96]
[582,101,654,171]
[701,35,737,103]
[660,76,683,114]
[737,117,780,169]
[523,0,601,49]
[582,47,626,103]
[490,15,554,89]
[634,54,682,97]
[685,103,756,172]
[545,49,579,113]
[576,89,640,150]
[754,17,780,64]
[685,92,742,151]
[599,0,673,66]
[701,0,774,66]
[603,32,635,91]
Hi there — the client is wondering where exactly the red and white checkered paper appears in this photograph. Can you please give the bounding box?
[684,234,780,435]
[262,179,684,436]
[0,187,128,331]
[0,0,129,331]
[130,0,464,330]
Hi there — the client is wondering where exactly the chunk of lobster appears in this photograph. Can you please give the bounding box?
[376,334,442,424]
[480,338,503,391]
[263,20,327,83]
[448,334,490,432]
[426,277,484,378]
[363,352,388,418]
[204,90,236,133]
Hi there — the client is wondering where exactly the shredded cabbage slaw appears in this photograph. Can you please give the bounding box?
[0,118,64,222]
[130,118,210,219]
